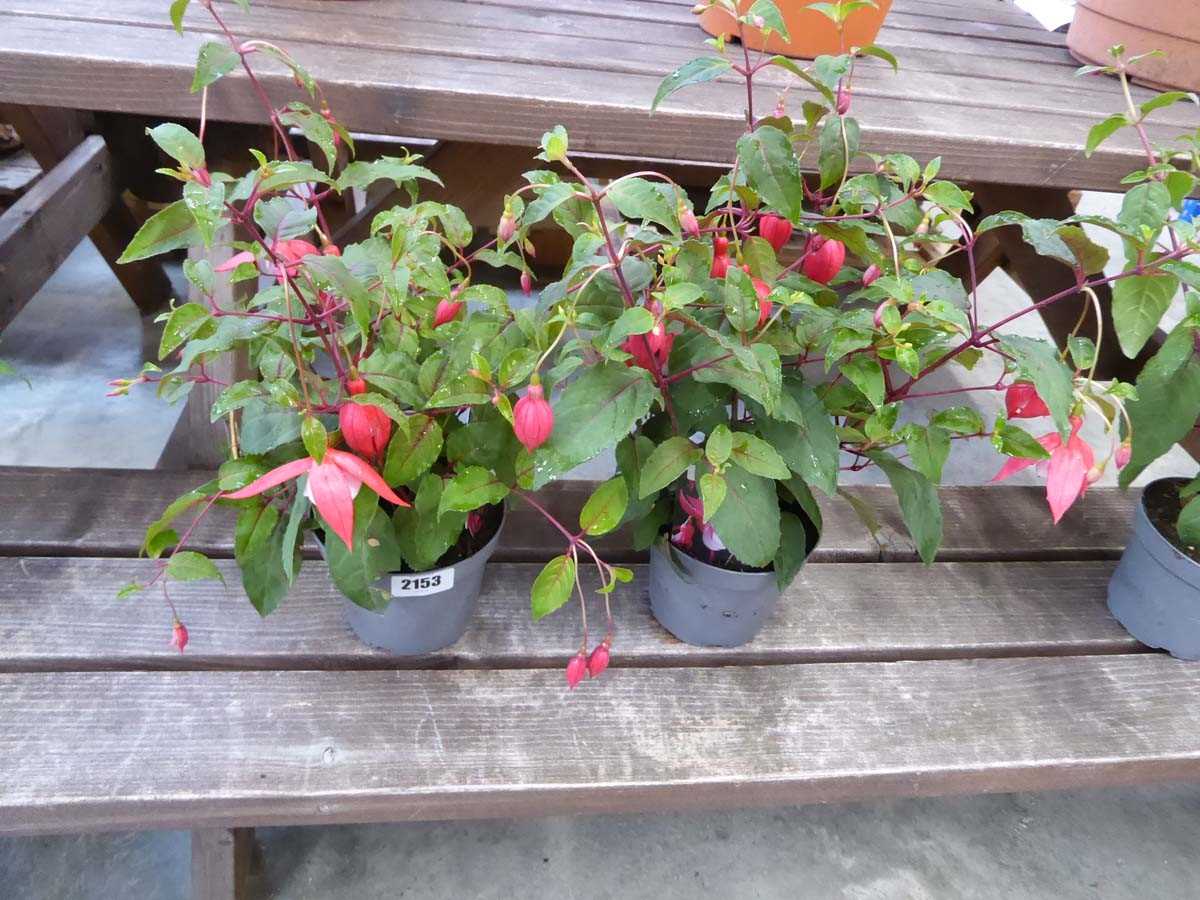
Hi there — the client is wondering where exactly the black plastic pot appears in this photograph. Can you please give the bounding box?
[1108,479,1200,660]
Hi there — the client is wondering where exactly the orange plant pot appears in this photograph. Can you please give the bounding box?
[1067,0,1200,92]
[698,0,894,59]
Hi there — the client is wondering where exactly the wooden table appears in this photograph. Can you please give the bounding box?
[4,468,1200,900]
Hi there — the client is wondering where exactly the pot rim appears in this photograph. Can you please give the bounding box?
[654,537,777,587]
[1133,477,1200,582]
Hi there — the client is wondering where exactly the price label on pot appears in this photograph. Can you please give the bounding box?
[391,568,454,597]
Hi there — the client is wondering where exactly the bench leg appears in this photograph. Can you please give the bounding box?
[192,827,255,900]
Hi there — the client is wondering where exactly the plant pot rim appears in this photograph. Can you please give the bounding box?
[656,537,776,586]
[1134,477,1200,579]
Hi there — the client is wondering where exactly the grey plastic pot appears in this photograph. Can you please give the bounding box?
[336,513,504,655]
[1108,480,1200,660]
[648,540,781,647]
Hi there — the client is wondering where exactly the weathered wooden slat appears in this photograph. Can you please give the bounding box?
[191,828,253,900]
[0,467,1140,561]
[4,654,1199,835]
[0,557,1142,672]
[0,135,116,331]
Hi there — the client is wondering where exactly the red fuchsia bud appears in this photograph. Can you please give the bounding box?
[497,210,517,244]
[513,382,554,452]
[679,204,701,239]
[467,510,484,536]
[433,299,463,328]
[862,264,882,287]
[758,214,793,253]
[346,378,367,396]
[339,400,393,462]
[1005,381,1050,419]
[622,334,660,373]
[710,235,731,278]
[192,166,212,188]
[587,640,611,679]
[1113,442,1131,471]
[566,652,588,689]
[801,238,846,285]
[170,617,189,654]
[520,270,533,297]
[872,300,892,330]
[836,81,851,115]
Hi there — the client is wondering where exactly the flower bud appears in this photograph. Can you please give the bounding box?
[678,203,701,239]
[1115,441,1132,470]
[752,276,772,328]
[1005,382,1050,419]
[347,378,367,396]
[520,270,533,297]
[192,166,212,188]
[836,82,851,115]
[566,651,588,689]
[339,399,392,462]
[433,299,463,328]
[587,640,611,679]
[498,209,517,244]
[862,263,881,287]
[757,214,793,253]
[170,617,189,654]
[323,244,341,257]
[801,238,845,285]
[467,510,485,536]
[710,235,731,279]
[513,383,554,452]
[872,300,892,330]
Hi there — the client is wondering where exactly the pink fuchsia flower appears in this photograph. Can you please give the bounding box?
[566,651,588,689]
[758,214,793,253]
[671,490,725,552]
[587,640,611,679]
[1005,381,1050,419]
[678,203,701,239]
[170,617,189,653]
[338,378,392,462]
[862,264,882,287]
[433,299,463,328]
[710,236,731,278]
[992,416,1095,523]
[801,237,846,285]
[214,239,336,284]
[225,448,408,549]
[513,382,554,452]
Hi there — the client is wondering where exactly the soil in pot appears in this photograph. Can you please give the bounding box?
[1141,478,1199,563]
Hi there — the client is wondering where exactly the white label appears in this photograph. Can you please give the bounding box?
[391,568,454,597]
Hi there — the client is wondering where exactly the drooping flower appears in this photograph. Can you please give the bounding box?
[1005,381,1050,419]
[671,489,725,553]
[214,238,336,284]
[433,298,463,328]
[170,617,189,654]
[801,237,846,284]
[338,378,392,462]
[520,270,533,297]
[497,208,517,244]
[587,640,611,679]
[710,235,731,278]
[513,382,554,452]
[992,416,1095,523]
[225,448,408,549]
[566,651,588,689]
[758,214,793,253]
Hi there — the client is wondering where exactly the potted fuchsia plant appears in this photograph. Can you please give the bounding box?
[112,0,1200,673]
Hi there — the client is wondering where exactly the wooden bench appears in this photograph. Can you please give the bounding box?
[4,467,1200,898]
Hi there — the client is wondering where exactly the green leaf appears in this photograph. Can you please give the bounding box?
[705,424,733,466]
[857,43,898,72]
[234,503,290,616]
[639,436,702,498]
[607,177,678,233]
[1067,336,1097,370]
[818,115,860,191]
[279,102,339,174]
[522,182,577,227]
[699,472,726,521]
[1112,272,1179,358]
[1140,90,1199,118]
[147,123,205,169]
[747,0,790,38]
[393,474,468,571]
[708,466,781,567]
[166,550,224,584]
[531,555,576,620]
[903,424,951,484]
[537,125,569,163]
[169,0,190,35]
[736,125,804,221]
[722,267,763,333]
[579,477,629,536]
[931,406,983,435]
[158,302,214,359]
[1120,322,1200,485]
[651,56,732,112]
[866,452,942,564]
[439,466,509,516]
[335,157,442,192]
[118,201,200,262]
[992,417,1052,460]
[758,379,839,495]
[839,355,885,407]
[383,414,443,486]
[729,432,790,479]
[300,415,327,462]
[1056,225,1109,275]
[1118,181,1171,240]
[607,306,656,349]
[281,486,309,584]
[1084,113,1128,157]
[1000,335,1075,438]
[209,380,266,422]
[1178,496,1200,547]
[774,511,811,590]
[923,181,972,212]
[324,491,405,611]
[191,41,239,93]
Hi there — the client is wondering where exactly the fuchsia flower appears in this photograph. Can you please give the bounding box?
[338,378,392,462]
[741,266,773,328]
[671,490,726,553]
[1005,381,1050,419]
[225,448,409,549]
[587,640,611,678]
[170,617,189,654]
[623,300,675,373]
[513,383,554,452]
[433,298,463,328]
[758,214,793,253]
[992,416,1096,523]
[801,237,845,284]
[710,236,731,278]
[466,510,485,536]
[566,651,588,689]
[215,239,337,284]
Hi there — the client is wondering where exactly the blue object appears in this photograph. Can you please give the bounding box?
[1182,197,1200,223]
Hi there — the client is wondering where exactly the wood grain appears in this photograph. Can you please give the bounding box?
[0,556,1143,672]
[191,828,253,900]
[4,655,1199,835]
[0,467,1140,562]
[0,0,1181,190]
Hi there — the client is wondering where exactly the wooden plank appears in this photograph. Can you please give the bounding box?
[191,828,253,900]
[0,556,1142,672]
[0,135,116,331]
[0,467,1141,562]
[0,148,40,199]
[0,9,1173,191]
[4,654,1200,835]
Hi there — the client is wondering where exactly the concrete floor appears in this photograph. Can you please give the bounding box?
[1,195,1197,897]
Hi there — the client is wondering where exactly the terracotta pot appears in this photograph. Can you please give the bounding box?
[1067,0,1200,92]
[699,0,893,59]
